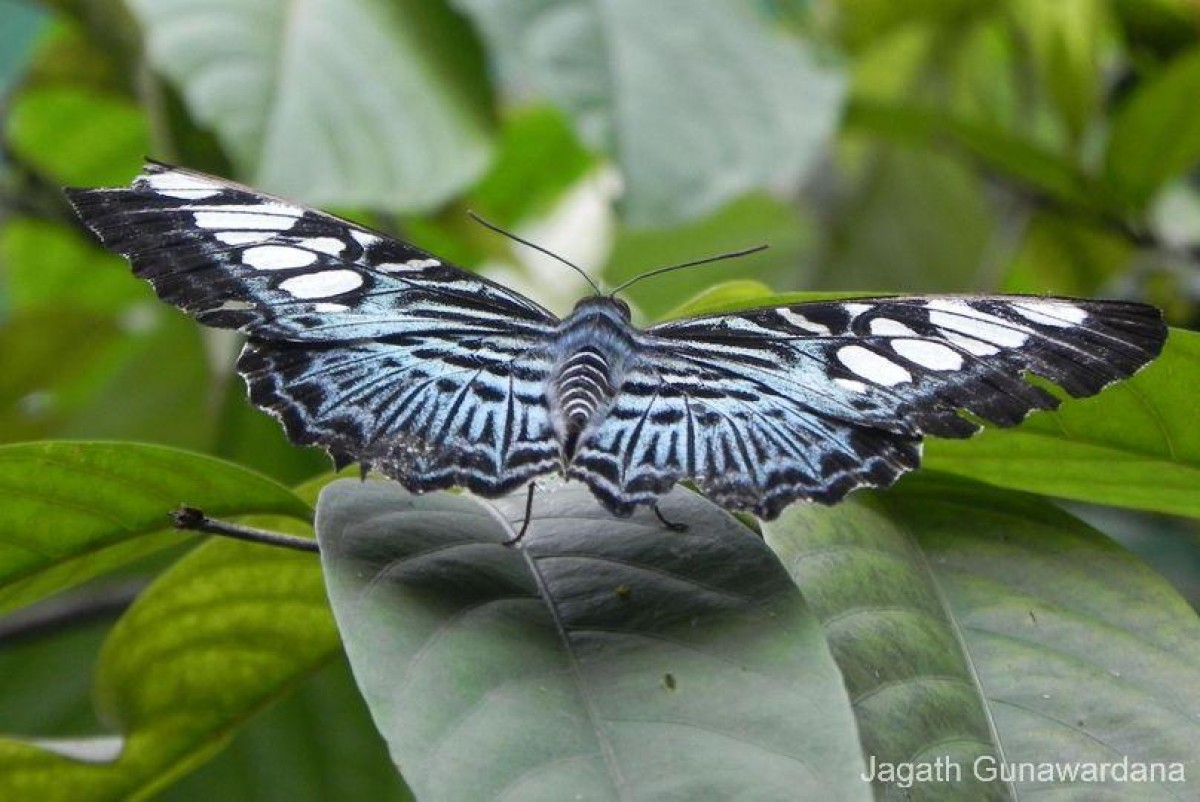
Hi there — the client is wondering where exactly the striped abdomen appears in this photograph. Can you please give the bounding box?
[553,345,615,456]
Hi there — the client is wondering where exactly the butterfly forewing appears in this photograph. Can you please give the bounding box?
[66,162,563,496]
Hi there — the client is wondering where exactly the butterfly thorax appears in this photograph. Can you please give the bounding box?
[549,298,637,459]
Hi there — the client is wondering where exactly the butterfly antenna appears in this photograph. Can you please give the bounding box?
[608,244,769,297]
[468,211,602,295]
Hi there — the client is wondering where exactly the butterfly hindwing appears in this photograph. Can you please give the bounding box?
[67,162,563,494]
[568,296,1165,518]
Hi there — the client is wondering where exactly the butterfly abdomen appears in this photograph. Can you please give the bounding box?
[557,347,614,428]
[548,298,638,458]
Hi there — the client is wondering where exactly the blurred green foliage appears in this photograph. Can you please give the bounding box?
[2,0,1200,798]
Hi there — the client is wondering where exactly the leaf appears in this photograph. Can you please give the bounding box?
[0,220,151,315]
[0,522,336,801]
[454,0,845,226]
[764,474,1200,798]
[0,442,310,614]
[845,98,1107,212]
[1007,0,1104,145]
[1105,47,1200,207]
[834,0,998,51]
[659,279,776,320]
[125,0,494,211]
[470,105,597,225]
[317,480,870,801]
[817,146,994,291]
[0,307,214,449]
[159,658,412,802]
[5,87,149,186]
[925,327,1200,519]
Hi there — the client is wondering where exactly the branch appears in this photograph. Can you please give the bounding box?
[172,506,320,553]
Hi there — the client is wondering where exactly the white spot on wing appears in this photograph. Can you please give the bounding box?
[304,237,346,256]
[144,170,223,200]
[835,378,869,393]
[279,270,363,299]
[1011,301,1087,327]
[869,318,917,337]
[215,231,272,246]
[777,308,831,335]
[313,302,350,312]
[242,245,318,271]
[892,339,964,371]
[927,300,1029,347]
[843,302,872,319]
[942,330,1000,356]
[193,204,300,231]
[350,230,379,249]
[837,345,912,386]
[377,258,440,273]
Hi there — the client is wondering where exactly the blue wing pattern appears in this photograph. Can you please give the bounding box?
[66,162,561,496]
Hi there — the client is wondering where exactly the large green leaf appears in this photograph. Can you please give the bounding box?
[765,474,1200,798]
[1105,47,1200,207]
[925,327,1200,519]
[125,0,494,211]
[454,0,845,226]
[317,480,869,801]
[0,442,310,613]
[0,523,335,801]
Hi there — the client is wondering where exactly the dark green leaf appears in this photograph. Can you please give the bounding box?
[318,480,869,800]
[765,474,1200,798]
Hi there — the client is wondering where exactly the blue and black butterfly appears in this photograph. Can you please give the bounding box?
[67,162,1167,522]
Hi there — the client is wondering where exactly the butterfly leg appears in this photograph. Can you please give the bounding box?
[653,503,688,532]
[504,483,538,546]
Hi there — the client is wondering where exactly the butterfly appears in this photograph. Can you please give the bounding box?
[67,161,1167,523]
